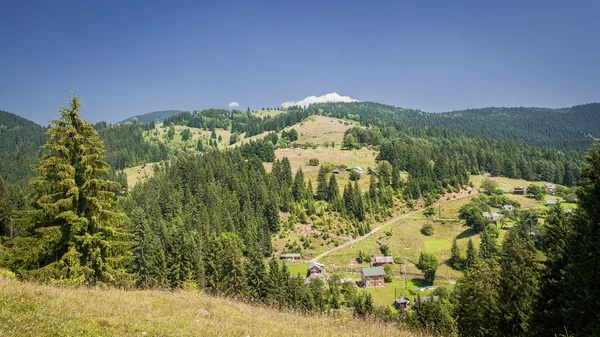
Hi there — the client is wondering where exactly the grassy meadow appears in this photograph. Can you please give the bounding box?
[0,276,425,337]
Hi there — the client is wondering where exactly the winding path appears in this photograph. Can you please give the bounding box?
[309,191,479,263]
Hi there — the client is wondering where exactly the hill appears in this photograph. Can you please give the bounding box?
[0,276,420,337]
[119,110,183,124]
[0,110,46,188]
[310,101,600,151]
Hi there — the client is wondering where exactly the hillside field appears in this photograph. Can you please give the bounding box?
[0,276,423,337]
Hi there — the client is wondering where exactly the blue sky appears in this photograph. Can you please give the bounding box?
[0,0,598,125]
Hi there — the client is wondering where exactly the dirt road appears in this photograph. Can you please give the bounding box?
[310,191,478,263]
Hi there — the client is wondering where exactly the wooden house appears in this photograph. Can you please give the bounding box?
[280,253,301,260]
[308,262,325,274]
[374,256,394,266]
[513,186,527,195]
[392,296,411,310]
[361,267,385,288]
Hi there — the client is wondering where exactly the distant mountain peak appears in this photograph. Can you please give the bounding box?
[281,92,360,108]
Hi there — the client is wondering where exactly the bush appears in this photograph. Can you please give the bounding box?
[307,158,320,166]
[421,223,434,236]
[349,171,361,181]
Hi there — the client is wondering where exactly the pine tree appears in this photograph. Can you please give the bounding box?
[316,166,328,200]
[326,173,339,204]
[353,181,366,221]
[6,93,131,285]
[449,237,462,270]
[530,204,572,337]
[291,168,305,202]
[130,208,155,287]
[464,238,478,271]
[498,223,540,336]
[453,260,501,337]
[246,243,267,301]
[368,174,377,201]
[479,226,500,261]
[0,176,10,238]
[219,232,248,297]
[561,146,600,336]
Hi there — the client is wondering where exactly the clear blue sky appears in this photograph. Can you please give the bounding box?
[1,0,598,125]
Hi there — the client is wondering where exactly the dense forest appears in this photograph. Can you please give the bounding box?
[308,102,600,152]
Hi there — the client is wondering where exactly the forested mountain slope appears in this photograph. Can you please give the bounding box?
[0,110,46,188]
[310,102,600,151]
[119,109,183,124]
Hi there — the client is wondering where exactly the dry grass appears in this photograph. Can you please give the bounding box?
[0,276,424,337]
[285,115,357,145]
[266,147,378,193]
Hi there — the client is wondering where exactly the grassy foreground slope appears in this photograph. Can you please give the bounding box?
[0,276,422,337]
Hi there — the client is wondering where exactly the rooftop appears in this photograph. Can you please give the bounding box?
[362,266,385,277]
[375,256,394,263]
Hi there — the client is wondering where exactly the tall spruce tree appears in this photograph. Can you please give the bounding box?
[0,176,10,238]
[449,237,462,270]
[453,260,502,337]
[316,165,328,200]
[6,93,131,285]
[561,146,600,336]
[498,223,540,336]
[464,238,478,271]
[479,226,500,261]
[530,204,572,337]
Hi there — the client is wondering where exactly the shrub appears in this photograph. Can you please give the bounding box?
[307,158,320,166]
[421,223,434,236]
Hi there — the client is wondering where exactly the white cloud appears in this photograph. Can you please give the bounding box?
[281,92,360,108]
[228,101,240,108]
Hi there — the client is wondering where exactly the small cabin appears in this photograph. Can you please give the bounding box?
[546,199,557,207]
[333,170,340,175]
[513,186,527,195]
[361,266,385,288]
[308,262,326,274]
[354,166,364,174]
[280,253,301,261]
[374,256,394,266]
[393,296,411,310]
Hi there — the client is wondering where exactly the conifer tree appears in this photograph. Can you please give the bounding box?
[368,174,377,201]
[0,176,10,238]
[316,166,328,200]
[6,93,131,285]
[326,174,340,211]
[130,208,155,287]
[353,181,366,221]
[449,237,462,270]
[561,146,600,336]
[464,238,478,271]
[219,232,248,297]
[498,223,540,336]
[246,243,267,301]
[291,168,305,201]
[453,260,501,337]
[530,204,572,337]
[479,226,500,261]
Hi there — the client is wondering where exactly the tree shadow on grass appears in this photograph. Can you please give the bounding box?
[410,278,429,288]
[456,227,478,239]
